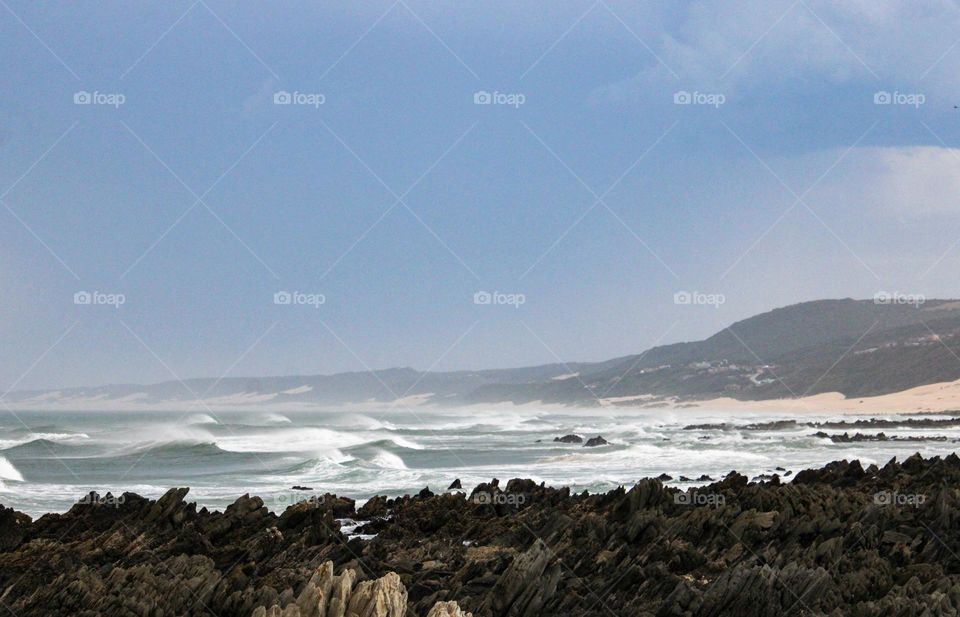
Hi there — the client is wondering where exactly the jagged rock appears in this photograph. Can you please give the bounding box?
[447,479,462,490]
[253,562,467,617]
[0,504,30,551]
[553,434,583,444]
[3,455,960,615]
[358,495,388,518]
[426,601,472,617]
[583,436,608,447]
[486,539,558,617]
[145,487,194,526]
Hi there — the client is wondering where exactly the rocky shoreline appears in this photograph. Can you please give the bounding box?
[3,454,960,616]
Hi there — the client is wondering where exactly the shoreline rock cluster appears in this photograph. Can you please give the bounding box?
[251,560,471,617]
[3,454,960,615]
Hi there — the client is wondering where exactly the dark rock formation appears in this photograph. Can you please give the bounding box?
[448,479,462,490]
[813,430,951,443]
[553,434,583,444]
[4,455,960,615]
[583,436,608,447]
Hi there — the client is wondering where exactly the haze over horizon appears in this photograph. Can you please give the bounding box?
[4,295,950,393]
[5,1,960,390]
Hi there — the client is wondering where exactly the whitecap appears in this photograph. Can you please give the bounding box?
[185,414,219,425]
[369,450,407,470]
[386,435,425,450]
[0,456,24,482]
[214,427,366,453]
[250,413,292,425]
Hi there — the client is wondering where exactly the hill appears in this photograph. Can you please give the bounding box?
[8,299,960,408]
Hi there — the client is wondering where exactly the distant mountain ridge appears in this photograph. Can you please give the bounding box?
[9,298,960,409]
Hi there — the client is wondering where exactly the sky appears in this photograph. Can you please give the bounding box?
[3,0,960,390]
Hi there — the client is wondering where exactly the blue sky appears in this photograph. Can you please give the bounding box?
[3,1,960,389]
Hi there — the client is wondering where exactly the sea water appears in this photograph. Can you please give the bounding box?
[0,407,957,518]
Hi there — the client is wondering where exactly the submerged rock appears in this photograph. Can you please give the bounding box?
[583,436,608,447]
[553,434,583,443]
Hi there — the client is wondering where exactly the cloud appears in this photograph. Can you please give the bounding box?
[592,0,960,104]
[815,146,960,218]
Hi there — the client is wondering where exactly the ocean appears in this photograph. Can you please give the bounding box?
[0,407,957,518]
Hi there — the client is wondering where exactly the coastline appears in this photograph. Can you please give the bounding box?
[1,454,958,615]
[6,376,960,414]
[688,377,960,414]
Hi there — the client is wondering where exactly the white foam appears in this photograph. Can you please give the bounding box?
[282,385,313,395]
[387,435,425,450]
[370,450,407,470]
[214,427,366,452]
[254,413,292,425]
[185,414,219,425]
[0,456,24,482]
